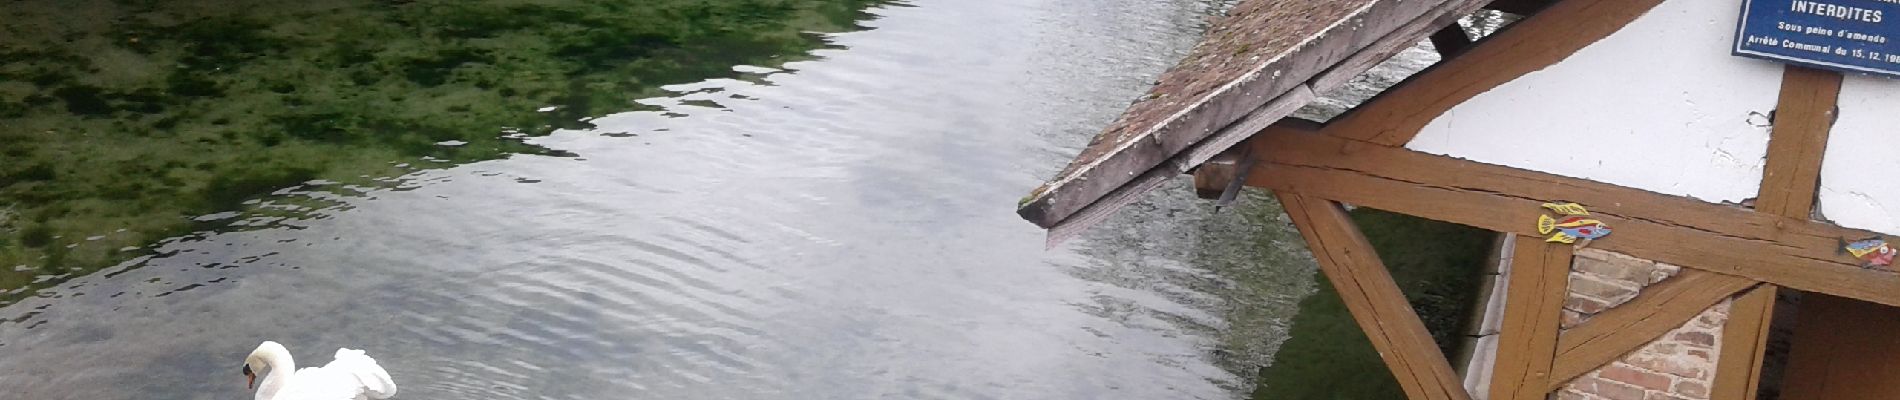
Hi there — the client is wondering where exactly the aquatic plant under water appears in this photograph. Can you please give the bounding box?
[0,0,892,303]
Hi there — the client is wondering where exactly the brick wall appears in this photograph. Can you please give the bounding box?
[1562,250,1681,329]
[1553,249,1727,400]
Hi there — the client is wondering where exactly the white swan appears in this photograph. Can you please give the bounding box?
[241,341,398,400]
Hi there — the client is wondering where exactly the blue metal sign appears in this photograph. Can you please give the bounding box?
[1734,0,1900,78]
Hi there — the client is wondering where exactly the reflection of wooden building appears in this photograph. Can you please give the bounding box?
[1018,0,1900,398]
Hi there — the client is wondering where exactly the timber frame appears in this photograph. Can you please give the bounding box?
[1187,3,1851,397]
[1020,0,1876,397]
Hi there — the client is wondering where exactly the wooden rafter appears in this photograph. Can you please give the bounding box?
[1324,0,1668,146]
[1488,238,1571,400]
[1278,192,1473,400]
[1712,285,1779,400]
[1198,125,1900,308]
[1309,0,1492,93]
[1545,270,1758,390]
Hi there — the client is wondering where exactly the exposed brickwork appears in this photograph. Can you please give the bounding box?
[1565,376,1650,400]
[1554,249,1730,400]
[1556,300,1730,400]
[1562,249,1684,329]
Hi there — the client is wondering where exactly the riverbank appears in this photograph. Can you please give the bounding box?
[0,0,888,302]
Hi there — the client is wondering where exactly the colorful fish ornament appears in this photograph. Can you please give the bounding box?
[1537,202,1612,244]
[1541,202,1590,216]
[1840,237,1896,268]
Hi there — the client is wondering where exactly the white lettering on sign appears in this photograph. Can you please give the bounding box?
[1791,1,1885,23]
[1783,37,1834,53]
[1839,30,1891,44]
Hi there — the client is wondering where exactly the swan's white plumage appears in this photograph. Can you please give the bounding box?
[274,348,398,400]
[247,342,397,400]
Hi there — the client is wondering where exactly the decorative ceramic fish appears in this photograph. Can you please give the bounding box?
[1840,237,1896,268]
[1536,202,1610,244]
[1541,202,1590,216]
[1538,215,1612,244]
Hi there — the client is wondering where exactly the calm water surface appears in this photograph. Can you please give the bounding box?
[0,1,1324,398]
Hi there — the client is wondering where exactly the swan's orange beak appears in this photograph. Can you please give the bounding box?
[243,364,255,389]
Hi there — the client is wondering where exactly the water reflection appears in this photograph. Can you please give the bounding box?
[0,1,1317,399]
[0,0,890,300]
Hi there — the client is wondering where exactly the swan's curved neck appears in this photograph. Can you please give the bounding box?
[256,347,295,400]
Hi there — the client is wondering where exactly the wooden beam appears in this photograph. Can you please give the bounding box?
[1711,284,1778,400]
[1488,238,1571,400]
[1278,192,1473,400]
[1323,0,1668,146]
[1755,66,1843,220]
[1546,270,1758,390]
[1214,125,1900,308]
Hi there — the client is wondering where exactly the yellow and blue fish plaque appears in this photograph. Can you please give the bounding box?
[1536,202,1611,244]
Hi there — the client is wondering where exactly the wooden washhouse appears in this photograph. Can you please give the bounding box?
[1018,0,1900,398]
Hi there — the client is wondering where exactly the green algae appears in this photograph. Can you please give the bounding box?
[0,0,891,303]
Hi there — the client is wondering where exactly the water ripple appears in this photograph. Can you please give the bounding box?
[0,1,1308,399]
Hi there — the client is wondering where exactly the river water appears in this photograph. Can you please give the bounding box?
[0,1,1329,399]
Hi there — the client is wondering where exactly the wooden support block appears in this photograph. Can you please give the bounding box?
[1711,284,1779,400]
[1488,238,1571,400]
[1277,192,1473,400]
[1546,270,1757,390]
[1428,25,1473,58]
[1192,155,1239,200]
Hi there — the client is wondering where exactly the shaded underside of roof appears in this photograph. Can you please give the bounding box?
[1017,0,1476,236]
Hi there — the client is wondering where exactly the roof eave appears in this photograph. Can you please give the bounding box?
[1019,0,1490,243]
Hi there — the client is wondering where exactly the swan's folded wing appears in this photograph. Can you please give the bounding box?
[284,348,398,400]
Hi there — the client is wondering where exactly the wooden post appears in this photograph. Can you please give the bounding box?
[1712,285,1780,400]
[1488,238,1570,400]
[1711,65,1842,399]
[1277,192,1472,400]
[1754,66,1842,218]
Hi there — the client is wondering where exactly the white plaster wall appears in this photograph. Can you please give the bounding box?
[1817,75,1900,235]
[1405,0,1785,203]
